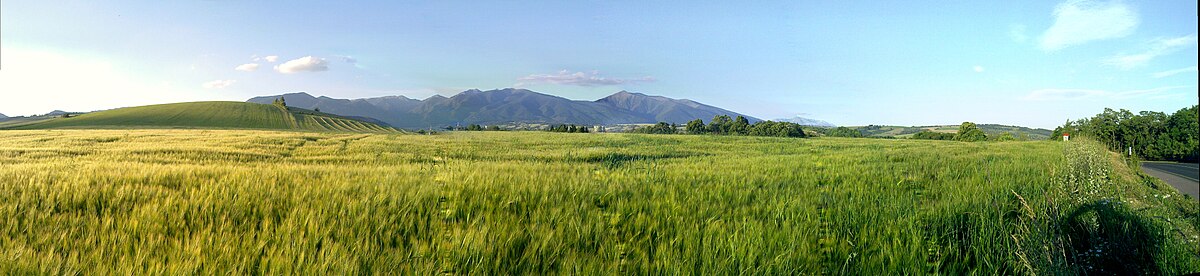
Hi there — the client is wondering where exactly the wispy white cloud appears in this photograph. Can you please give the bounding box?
[1151,66,1198,78]
[516,70,655,87]
[274,56,328,74]
[1104,34,1197,70]
[264,55,279,63]
[1022,86,1191,100]
[202,79,236,89]
[333,55,357,63]
[1022,88,1107,100]
[973,66,985,73]
[234,63,259,71]
[1039,0,1138,51]
[1009,24,1028,43]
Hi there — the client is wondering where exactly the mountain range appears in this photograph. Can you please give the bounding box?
[248,88,760,129]
[0,113,6,119]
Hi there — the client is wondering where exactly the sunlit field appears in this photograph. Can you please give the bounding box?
[1,130,1196,274]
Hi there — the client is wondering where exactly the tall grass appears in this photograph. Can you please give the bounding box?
[0,130,1195,274]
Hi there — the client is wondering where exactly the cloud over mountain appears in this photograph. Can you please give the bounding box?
[275,56,328,74]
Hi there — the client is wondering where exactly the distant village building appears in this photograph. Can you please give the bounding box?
[1062,133,1069,141]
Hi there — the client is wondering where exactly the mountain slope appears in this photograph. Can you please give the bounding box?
[595,91,760,123]
[0,113,6,119]
[413,88,647,127]
[249,89,759,129]
[2,101,396,132]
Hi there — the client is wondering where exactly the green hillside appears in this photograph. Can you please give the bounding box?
[0,101,397,132]
[845,124,1052,139]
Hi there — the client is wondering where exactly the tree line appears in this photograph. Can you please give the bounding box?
[1051,105,1198,161]
[633,115,807,138]
[907,122,1031,142]
[546,124,592,133]
[446,124,504,131]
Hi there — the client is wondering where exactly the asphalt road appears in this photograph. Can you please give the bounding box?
[1140,162,1199,200]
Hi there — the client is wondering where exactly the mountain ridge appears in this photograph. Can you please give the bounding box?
[248,88,759,129]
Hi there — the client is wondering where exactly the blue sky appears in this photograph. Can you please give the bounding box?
[1,0,1196,128]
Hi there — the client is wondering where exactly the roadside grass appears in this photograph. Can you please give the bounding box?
[0,130,1195,274]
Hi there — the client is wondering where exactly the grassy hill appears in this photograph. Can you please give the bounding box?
[0,101,397,132]
[846,124,1052,139]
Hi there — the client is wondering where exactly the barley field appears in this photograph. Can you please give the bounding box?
[1,130,1196,274]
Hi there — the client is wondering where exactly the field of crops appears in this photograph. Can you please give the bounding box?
[1,130,1196,274]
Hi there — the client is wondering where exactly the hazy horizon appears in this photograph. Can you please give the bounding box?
[2,0,1197,128]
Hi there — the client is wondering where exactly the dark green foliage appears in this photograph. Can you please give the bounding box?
[667,119,806,138]
[954,122,988,142]
[272,97,287,107]
[685,119,705,134]
[732,116,750,134]
[995,132,1016,141]
[1052,106,1198,161]
[746,121,806,137]
[827,127,864,138]
[633,122,676,134]
[547,124,590,133]
[911,131,955,140]
[708,115,733,134]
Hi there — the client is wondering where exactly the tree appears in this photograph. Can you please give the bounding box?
[995,132,1016,141]
[912,131,954,140]
[1050,105,1197,161]
[828,127,864,138]
[636,122,676,134]
[747,121,806,138]
[732,116,750,135]
[709,115,732,134]
[314,107,321,112]
[954,122,987,142]
[686,119,706,134]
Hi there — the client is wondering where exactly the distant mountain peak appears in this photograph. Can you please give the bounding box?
[778,116,836,127]
[280,91,315,98]
[248,88,758,129]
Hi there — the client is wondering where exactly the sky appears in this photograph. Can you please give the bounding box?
[1,0,1196,128]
